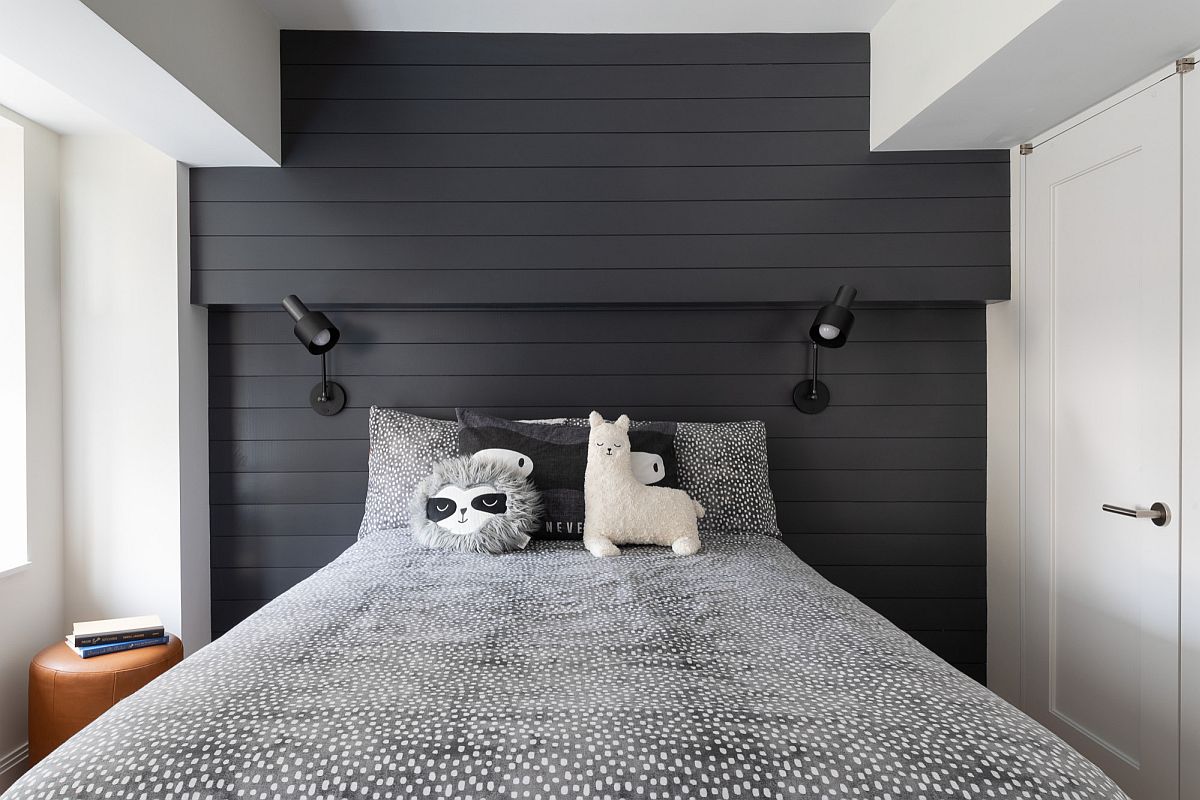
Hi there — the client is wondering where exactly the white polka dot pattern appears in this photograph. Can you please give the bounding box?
[7,534,1125,800]
[358,407,458,538]
[675,421,781,538]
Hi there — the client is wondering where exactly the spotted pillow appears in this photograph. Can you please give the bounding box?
[358,407,458,539]
[675,420,780,539]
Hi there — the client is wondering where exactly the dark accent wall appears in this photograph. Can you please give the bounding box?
[194,32,1008,683]
[192,31,1009,306]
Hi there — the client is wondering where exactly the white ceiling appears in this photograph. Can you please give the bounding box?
[0,0,276,164]
[0,51,116,134]
[254,0,898,33]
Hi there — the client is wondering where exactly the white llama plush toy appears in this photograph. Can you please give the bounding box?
[583,411,704,557]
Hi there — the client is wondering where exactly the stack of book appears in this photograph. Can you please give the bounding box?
[66,615,169,659]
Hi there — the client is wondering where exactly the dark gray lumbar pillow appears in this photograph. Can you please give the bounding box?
[410,456,543,554]
[457,409,679,540]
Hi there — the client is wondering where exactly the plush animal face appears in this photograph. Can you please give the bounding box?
[410,456,543,554]
[426,484,509,535]
[588,411,632,469]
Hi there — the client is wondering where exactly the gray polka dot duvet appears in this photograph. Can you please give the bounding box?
[6,533,1125,800]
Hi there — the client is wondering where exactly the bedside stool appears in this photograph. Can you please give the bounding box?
[28,634,183,765]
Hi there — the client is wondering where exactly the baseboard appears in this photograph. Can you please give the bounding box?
[0,742,29,792]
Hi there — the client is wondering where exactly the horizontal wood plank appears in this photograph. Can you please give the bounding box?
[281,131,1005,168]
[812,565,986,598]
[193,197,1007,237]
[210,533,982,570]
[211,599,269,634]
[282,97,870,134]
[192,231,1010,272]
[208,499,982,538]
[209,340,985,377]
[211,405,985,441]
[209,373,985,410]
[282,63,870,100]
[910,630,987,663]
[280,31,872,66]
[191,163,1007,203]
[212,567,320,600]
[211,535,355,569]
[953,662,986,683]
[211,503,365,537]
[194,266,1011,307]
[776,501,983,535]
[862,598,985,630]
[767,437,985,471]
[209,468,983,505]
[784,533,985,566]
[208,308,984,345]
[210,436,985,474]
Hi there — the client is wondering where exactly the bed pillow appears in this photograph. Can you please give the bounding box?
[358,407,458,539]
[410,456,543,554]
[675,420,781,539]
[457,409,679,540]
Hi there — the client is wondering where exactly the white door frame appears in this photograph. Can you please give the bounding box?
[1180,49,1200,800]
[987,51,1198,798]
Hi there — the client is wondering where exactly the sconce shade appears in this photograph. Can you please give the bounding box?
[282,294,340,355]
[808,285,857,348]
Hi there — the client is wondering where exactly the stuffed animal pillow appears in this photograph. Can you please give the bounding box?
[410,456,542,554]
[583,412,704,557]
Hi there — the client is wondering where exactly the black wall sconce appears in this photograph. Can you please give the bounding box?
[793,285,857,414]
[282,294,346,416]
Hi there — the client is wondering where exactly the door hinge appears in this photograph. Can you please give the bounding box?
[1020,143,1034,156]
[1178,57,1196,74]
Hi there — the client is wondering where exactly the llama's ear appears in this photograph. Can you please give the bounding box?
[588,411,604,428]
[615,414,630,431]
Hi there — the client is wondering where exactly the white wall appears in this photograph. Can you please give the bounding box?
[0,108,27,575]
[870,0,1200,151]
[984,149,1024,704]
[60,133,208,656]
[175,166,211,650]
[870,0,1061,150]
[80,0,280,163]
[0,105,63,793]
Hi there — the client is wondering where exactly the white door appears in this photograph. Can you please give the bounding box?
[1023,79,1181,800]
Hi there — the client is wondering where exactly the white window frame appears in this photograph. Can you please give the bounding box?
[0,114,29,577]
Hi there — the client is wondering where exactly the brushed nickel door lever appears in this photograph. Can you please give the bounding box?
[1101,502,1171,527]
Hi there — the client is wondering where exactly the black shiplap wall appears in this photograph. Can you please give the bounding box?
[192,32,1009,306]
[194,32,1007,682]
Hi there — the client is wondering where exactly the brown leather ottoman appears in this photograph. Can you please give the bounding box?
[28,634,183,765]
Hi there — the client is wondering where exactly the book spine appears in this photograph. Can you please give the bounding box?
[73,628,165,648]
[78,636,170,659]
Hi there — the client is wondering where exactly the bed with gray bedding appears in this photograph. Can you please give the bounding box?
[5,531,1126,800]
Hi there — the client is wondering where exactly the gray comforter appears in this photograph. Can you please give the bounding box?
[6,532,1126,799]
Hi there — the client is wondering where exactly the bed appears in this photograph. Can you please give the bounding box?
[5,530,1126,799]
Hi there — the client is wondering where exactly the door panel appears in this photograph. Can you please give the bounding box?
[1023,80,1181,799]
[1182,51,1200,800]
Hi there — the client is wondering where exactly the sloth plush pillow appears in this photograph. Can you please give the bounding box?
[410,456,542,554]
